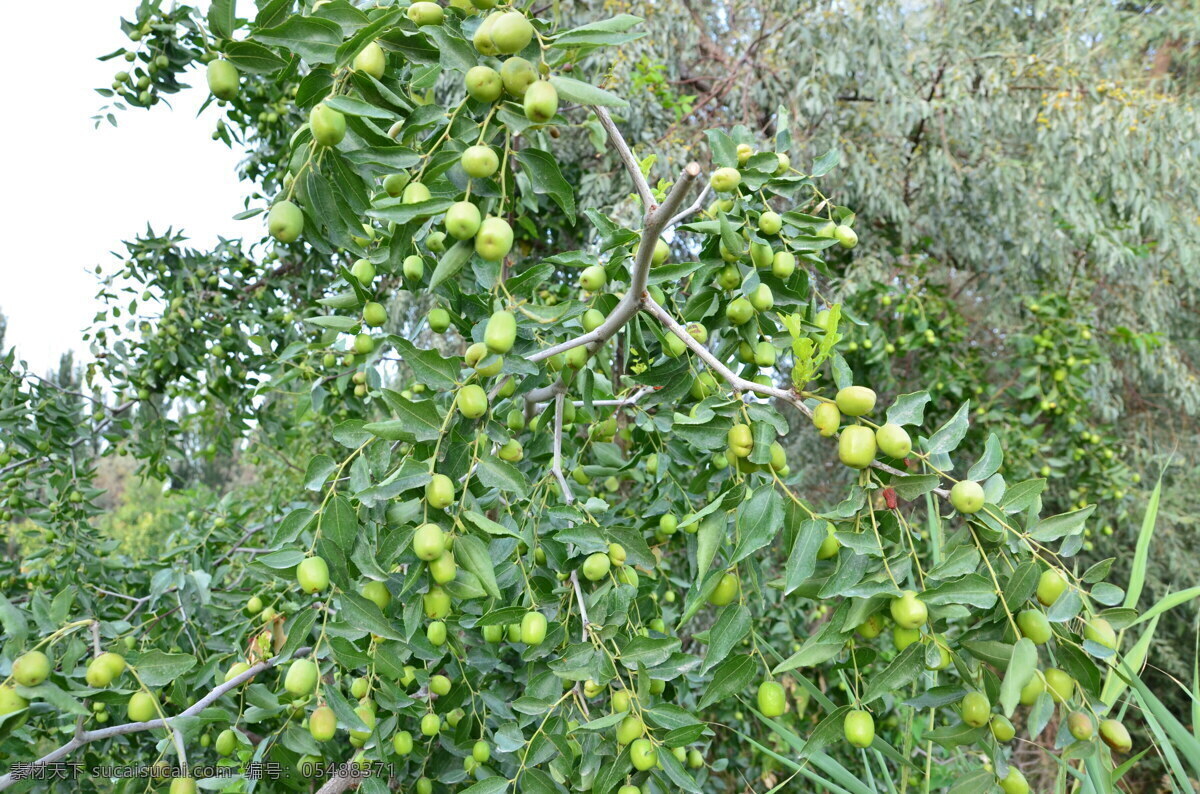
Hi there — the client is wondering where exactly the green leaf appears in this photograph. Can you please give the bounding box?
[967,433,1004,481]
[705,130,737,169]
[320,495,359,552]
[278,609,318,661]
[223,41,287,74]
[461,510,521,539]
[455,535,501,600]
[366,393,443,442]
[515,149,577,224]
[702,604,750,673]
[810,148,841,178]
[999,638,1038,716]
[922,574,998,609]
[1125,470,1163,611]
[459,777,508,794]
[429,240,474,290]
[551,14,645,49]
[699,654,755,709]
[387,337,459,390]
[477,457,529,499]
[549,75,628,108]
[860,643,924,704]
[619,636,680,669]
[254,16,343,65]
[784,519,826,595]
[339,591,402,640]
[1029,505,1095,542]
[305,454,337,491]
[208,0,236,39]
[133,650,197,687]
[324,95,396,120]
[925,402,970,455]
[889,474,941,501]
[258,550,307,569]
[729,487,783,564]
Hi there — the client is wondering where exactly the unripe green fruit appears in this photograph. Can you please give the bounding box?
[757,681,787,717]
[351,257,377,284]
[353,42,386,78]
[844,709,874,748]
[429,551,457,585]
[581,308,605,332]
[1018,675,1043,706]
[893,626,920,650]
[726,297,754,325]
[472,739,491,763]
[728,423,753,457]
[1084,617,1118,650]
[857,615,884,638]
[284,659,319,696]
[127,691,157,722]
[457,384,489,418]
[960,691,990,727]
[420,712,440,736]
[481,622,503,642]
[521,611,547,645]
[875,423,912,458]
[310,705,337,741]
[403,182,432,204]
[580,265,607,291]
[224,662,252,685]
[485,310,517,353]
[652,238,670,265]
[476,216,514,261]
[758,211,782,235]
[1044,668,1074,703]
[500,56,537,97]
[716,263,742,290]
[445,201,482,240]
[268,201,303,243]
[753,341,777,369]
[206,60,239,100]
[361,580,391,610]
[708,572,739,606]
[461,145,500,178]
[524,80,559,123]
[170,778,197,794]
[215,728,237,755]
[429,675,452,697]
[949,480,985,514]
[309,104,346,147]
[711,167,741,193]
[416,778,433,794]
[427,619,448,645]
[1017,609,1051,644]
[772,251,796,278]
[999,768,1029,794]
[839,425,876,469]
[12,651,50,687]
[498,439,523,462]
[748,284,774,312]
[834,224,858,249]
[817,524,840,559]
[465,65,503,102]
[428,307,451,333]
[582,552,611,581]
[491,11,534,53]
[1099,718,1131,752]
[407,1,444,25]
[629,738,657,771]
[1037,568,1068,606]
[393,729,414,755]
[616,713,644,744]
[813,402,840,437]
[835,386,876,416]
[413,523,446,561]
[354,333,374,355]
[297,556,330,593]
[1067,711,1094,740]
[750,241,773,270]
[988,714,1015,743]
[350,678,369,700]
[890,590,928,629]
[363,301,387,328]
[246,595,264,615]
[619,786,640,794]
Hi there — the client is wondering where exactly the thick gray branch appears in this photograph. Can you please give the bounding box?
[594,107,655,210]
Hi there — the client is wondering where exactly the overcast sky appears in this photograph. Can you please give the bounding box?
[0,1,249,374]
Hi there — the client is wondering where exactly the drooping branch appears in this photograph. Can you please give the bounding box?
[551,391,574,505]
[0,648,312,791]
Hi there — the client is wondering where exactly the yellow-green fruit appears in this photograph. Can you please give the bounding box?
[857,615,884,639]
[728,423,753,457]
[284,659,319,696]
[839,425,876,469]
[500,56,537,97]
[582,552,611,581]
[1067,711,1094,740]
[834,224,858,249]
[890,590,928,629]
[892,626,920,651]
[461,145,500,179]
[297,556,330,593]
[652,238,670,265]
[757,681,787,717]
[990,714,1016,742]
[353,42,386,78]
[350,678,369,699]
[428,307,451,333]
[310,705,337,741]
[813,402,840,437]
[750,242,773,270]
[0,684,27,716]
[268,200,303,243]
[352,257,377,284]
[524,80,559,123]
[475,217,514,261]
[465,65,503,102]
[403,182,432,204]
[354,333,374,355]
[499,439,523,462]
[360,580,390,610]
[960,691,990,728]
[1084,617,1118,650]
[473,12,501,54]
[582,308,605,332]
[1044,668,1074,703]
[473,740,491,763]
[427,619,448,645]
[875,423,912,458]
[1017,610,1052,645]
[580,264,607,291]
[758,211,782,235]
[393,729,414,755]
[426,473,456,509]
[716,263,742,290]
[616,713,643,744]
[407,1,444,25]
[429,674,451,696]
[1018,675,1044,706]
[445,201,482,240]
[949,480,985,514]
[170,778,197,794]
[749,283,774,312]
[711,167,741,193]
[12,651,50,687]
[754,341,777,368]
[215,728,237,755]
[457,384,489,418]
[835,386,876,416]
[350,706,376,745]
[413,522,446,561]
[206,59,239,100]
[772,251,796,278]
[224,662,252,685]
[629,738,657,771]
[309,104,346,147]
[844,709,875,748]
[363,301,387,328]
[429,551,457,585]
[611,689,631,712]
[608,542,626,566]
[485,310,517,353]
[999,768,1029,794]
[708,572,739,606]
[817,524,839,559]
[726,297,754,325]
[490,11,534,54]
[521,611,547,645]
[1036,568,1068,606]
[1099,719,1131,752]
[127,691,157,722]
[423,586,451,619]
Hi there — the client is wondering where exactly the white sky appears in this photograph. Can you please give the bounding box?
[0,1,249,374]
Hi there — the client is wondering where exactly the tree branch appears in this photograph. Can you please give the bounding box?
[551,392,574,505]
[593,107,655,211]
[0,648,312,791]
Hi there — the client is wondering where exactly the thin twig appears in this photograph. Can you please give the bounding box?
[593,107,655,210]
[552,392,574,505]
